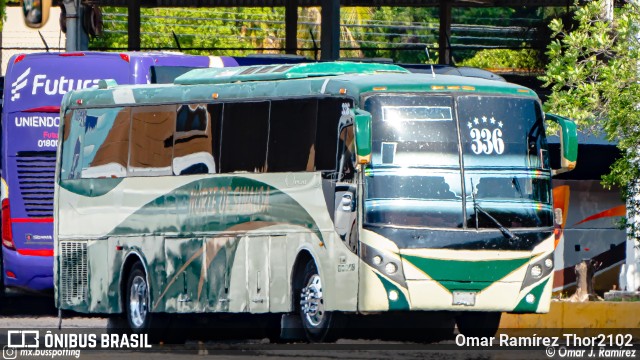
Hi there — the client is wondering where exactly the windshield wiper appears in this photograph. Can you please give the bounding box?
[470,179,519,242]
[474,203,520,242]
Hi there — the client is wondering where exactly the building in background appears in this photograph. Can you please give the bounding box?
[550,133,625,294]
[2,6,63,75]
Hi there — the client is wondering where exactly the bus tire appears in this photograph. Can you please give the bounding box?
[125,262,157,334]
[298,260,341,342]
[106,315,129,334]
[455,312,501,337]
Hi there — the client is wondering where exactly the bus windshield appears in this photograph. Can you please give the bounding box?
[363,93,552,230]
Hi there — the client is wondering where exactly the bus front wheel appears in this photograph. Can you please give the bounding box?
[125,262,154,333]
[455,312,502,337]
[298,260,343,342]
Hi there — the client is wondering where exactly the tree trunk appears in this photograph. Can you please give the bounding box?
[568,260,601,302]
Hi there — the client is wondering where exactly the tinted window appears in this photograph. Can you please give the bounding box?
[174,104,215,175]
[60,110,84,180]
[364,95,459,167]
[267,99,317,172]
[458,96,548,169]
[208,104,223,171]
[81,108,130,178]
[365,170,464,228]
[315,98,352,171]
[337,125,355,182]
[220,102,269,173]
[129,105,176,176]
[464,173,553,228]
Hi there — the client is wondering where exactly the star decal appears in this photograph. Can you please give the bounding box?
[473,117,479,125]
[498,121,503,128]
[482,116,487,123]
[467,121,473,128]
[490,117,496,124]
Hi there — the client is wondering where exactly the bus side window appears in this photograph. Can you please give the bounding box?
[315,98,353,172]
[337,125,355,183]
[267,99,318,172]
[81,108,130,179]
[128,105,176,177]
[219,102,269,173]
[208,104,223,173]
[60,110,83,180]
[174,104,215,175]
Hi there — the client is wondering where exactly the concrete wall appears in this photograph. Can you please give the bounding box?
[501,301,640,330]
[2,6,63,75]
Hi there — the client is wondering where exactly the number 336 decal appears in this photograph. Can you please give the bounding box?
[467,116,505,155]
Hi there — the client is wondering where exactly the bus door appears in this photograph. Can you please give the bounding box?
[333,116,357,253]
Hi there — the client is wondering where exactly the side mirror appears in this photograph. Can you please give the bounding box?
[21,0,52,28]
[353,109,372,165]
[545,113,578,175]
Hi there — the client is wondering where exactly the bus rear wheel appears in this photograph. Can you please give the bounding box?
[298,260,341,342]
[126,262,154,333]
[455,312,501,337]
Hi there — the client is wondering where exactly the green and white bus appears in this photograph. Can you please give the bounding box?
[54,62,577,341]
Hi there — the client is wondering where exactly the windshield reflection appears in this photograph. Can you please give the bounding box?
[362,94,552,231]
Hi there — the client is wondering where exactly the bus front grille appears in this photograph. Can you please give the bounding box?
[59,241,88,306]
[16,151,56,218]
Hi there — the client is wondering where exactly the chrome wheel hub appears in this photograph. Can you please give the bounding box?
[300,274,324,327]
[129,275,148,328]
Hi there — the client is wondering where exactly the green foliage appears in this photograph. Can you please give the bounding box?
[360,7,438,63]
[458,48,543,71]
[91,7,286,56]
[0,0,11,31]
[541,0,640,192]
[91,6,550,65]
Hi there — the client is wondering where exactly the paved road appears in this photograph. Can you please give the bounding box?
[0,292,632,360]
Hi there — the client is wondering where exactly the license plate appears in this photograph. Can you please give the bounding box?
[452,291,476,306]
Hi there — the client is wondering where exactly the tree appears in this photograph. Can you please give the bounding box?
[91,7,287,56]
[541,0,640,189]
[1,0,15,31]
[541,0,640,241]
[458,47,542,71]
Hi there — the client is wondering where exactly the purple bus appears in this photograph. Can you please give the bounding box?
[1,52,238,293]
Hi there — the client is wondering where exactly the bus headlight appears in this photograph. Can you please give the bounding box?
[360,242,407,289]
[388,290,399,301]
[525,293,535,304]
[530,265,542,278]
[520,253,554,291]
[385,262,398,275]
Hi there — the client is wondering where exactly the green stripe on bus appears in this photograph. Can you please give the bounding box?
[107,176,323,242]
[374,272,410,311]
[401,255,529,293]
[511,278,549,313]
[60,178,124,197]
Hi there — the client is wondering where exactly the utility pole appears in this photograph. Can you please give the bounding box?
[438,0,452,65]
[320,0,340,61]
[62,0,88,51]
[128,1,141,51]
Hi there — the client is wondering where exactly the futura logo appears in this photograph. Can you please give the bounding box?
[10,67,31,102]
